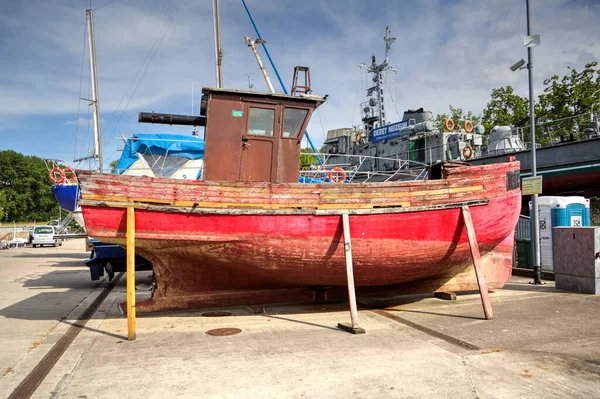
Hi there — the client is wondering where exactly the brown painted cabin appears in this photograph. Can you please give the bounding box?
[199,88,325,183]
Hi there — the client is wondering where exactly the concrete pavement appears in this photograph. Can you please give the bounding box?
[0,242,599,398]
[0,240,99,384]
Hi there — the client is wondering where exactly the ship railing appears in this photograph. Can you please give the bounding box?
[299,152,429,182]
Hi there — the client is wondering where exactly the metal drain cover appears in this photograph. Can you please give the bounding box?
[206,328,242,336]
[202,311,233,317]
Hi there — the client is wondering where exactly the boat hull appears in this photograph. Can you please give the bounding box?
[51,184,79,212]
[78,160,521,312]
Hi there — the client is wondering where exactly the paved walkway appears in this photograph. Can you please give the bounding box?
[1,242,599,398]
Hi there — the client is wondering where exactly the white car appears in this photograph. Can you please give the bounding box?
[31,226,61,247]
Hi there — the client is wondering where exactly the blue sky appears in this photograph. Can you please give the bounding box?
[1,0,599,170]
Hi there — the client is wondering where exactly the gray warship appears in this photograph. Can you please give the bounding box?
[322,27,526,176]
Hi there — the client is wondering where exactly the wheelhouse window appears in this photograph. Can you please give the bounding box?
[283,108,308,138]
[247,107,275,136]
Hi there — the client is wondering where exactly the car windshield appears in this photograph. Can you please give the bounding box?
[34,227,54,234]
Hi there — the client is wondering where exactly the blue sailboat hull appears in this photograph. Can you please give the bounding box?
[51,184,79,212]
[85,239,152,281]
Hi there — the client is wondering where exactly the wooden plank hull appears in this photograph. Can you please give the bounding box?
[78,161,521,312]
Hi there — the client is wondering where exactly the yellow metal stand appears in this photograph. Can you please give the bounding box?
[127,207,136,340]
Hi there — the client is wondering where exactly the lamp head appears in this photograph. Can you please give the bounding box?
[510,59,526,72]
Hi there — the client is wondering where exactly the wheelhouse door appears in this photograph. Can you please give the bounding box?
[240,103,280,182]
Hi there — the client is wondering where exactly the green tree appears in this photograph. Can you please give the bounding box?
[537,62,600,142]
[299,145,327,170]
[481,86,529,135]
[0,150,59,222]
[481,63,600,146]
[435,105,481,132]
[109,159,119,173]
[0,190,6,220]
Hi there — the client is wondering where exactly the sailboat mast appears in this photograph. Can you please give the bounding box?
[86,9,103,172]
[212,0,224,88]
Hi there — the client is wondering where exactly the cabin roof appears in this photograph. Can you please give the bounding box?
[201,87,326,105]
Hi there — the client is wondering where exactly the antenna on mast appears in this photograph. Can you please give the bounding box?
[358,26,397,134]
[384,26,396,62]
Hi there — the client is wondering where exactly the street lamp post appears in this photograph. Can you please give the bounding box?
[511,0,542,284]
[526,0,543,284]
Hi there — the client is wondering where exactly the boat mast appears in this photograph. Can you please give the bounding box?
[244,37,274,93]
[87,9,103,172]
[359,27,396,134]
[212,0,224,88]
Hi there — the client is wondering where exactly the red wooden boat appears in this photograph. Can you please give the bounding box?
[78,87,521,312]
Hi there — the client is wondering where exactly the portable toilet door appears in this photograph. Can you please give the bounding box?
[531,196,591,272]
[533,197,557,272]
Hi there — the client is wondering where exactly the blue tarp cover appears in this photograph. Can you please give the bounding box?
[116,133,205,173]
[298,175,327,183]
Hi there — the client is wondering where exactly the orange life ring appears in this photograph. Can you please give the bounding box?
[62,167,76,183]
[462,145,473,159]
[464,120,474,133]
[445,118,455,132]
[328,167,346,183]
[355,133,362,144]
[49,166,65,184]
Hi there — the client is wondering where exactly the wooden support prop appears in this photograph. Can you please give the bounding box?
[461,206,494,320]
[434,292,457,301]
[127,207,137,340]
[337,212,366,334]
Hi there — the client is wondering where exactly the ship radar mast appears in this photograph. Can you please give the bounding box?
[359,26,397,135]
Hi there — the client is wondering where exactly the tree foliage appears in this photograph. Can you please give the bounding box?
[299,145,327,170]
[480,62,600,145]
[435,105,481,132]
[592,200,600,226]
[0,190,6,220]
[109,159,119,174]
[536,62,600,142]
[482,86,529,134]
[0,150,59,222]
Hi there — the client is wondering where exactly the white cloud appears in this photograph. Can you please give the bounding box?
[63,117,106,126]
[0,0,599,162]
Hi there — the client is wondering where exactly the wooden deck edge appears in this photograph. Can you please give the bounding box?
[79,199,490,215]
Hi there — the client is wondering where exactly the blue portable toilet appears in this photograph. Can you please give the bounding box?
[530,196,591,271]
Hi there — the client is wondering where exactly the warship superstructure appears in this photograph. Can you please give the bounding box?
[324,28,525,173]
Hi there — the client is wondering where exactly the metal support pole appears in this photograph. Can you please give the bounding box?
[337,212,366,334]
[461,206,494,320]
[212,0,224,88]
[245,37,275,93]
[127,207,136,340]
[526,0,542,285]
[86,9,102,172]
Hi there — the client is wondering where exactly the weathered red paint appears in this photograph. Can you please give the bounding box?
[78,161,521,313]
